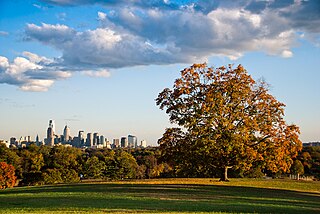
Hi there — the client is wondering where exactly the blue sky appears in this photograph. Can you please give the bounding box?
[0,0,320,145]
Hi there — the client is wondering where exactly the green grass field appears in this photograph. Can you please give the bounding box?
[0,178,319,213]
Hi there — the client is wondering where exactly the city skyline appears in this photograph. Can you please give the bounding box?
[1,1,320,145]
[4,119,146,149]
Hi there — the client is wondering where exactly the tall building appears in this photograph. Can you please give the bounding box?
[113,139,120,148]
[128,135,137,148]
[10,137,17,147]
[100,135,105,147]
[46,120,55,146]
[93,133,99,145]
[78,131,85,147]
[87,133,93,147]
[120,137,128,148]
[63,125,71,142]
[47,127,54,146]
[49,120,55,134]
[141,140,147,148]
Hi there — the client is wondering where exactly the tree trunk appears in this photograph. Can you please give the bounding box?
[220,166,231,181]
[297,173,300,181]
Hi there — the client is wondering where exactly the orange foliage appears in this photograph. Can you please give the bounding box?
[0,162,17,189]
[156,63,302,179]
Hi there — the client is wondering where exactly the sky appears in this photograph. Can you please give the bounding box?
[0,0,320,145]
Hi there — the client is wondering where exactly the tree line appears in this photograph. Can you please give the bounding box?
[0,142,319,188]
[0,143,173,187]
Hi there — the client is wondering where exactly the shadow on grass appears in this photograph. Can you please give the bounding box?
[0,183,319,213]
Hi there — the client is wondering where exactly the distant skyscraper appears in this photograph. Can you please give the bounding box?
[87,133,93,147]
[47,127,54,146]
[100,135,105,147]
[93,133,99,145]
[141,140,147,148]
[120,137,128,148]
[113,139,120,148]
[49,120,55,134]
[128,135,137,148]
[78,131,85,147]
[47,120,55,146]
[63,125,71,142]
[10,137,17,146]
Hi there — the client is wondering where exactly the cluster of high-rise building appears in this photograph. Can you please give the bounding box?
[2,120,148,149]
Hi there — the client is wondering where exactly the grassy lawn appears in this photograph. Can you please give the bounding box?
[0,178,319,213]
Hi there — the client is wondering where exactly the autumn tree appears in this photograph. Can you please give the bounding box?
[0,162,16,189]
[0,143,21,178]
[156,63,302,181]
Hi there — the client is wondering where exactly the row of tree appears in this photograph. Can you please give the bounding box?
[0,143,168,187]
[0,141,319,188]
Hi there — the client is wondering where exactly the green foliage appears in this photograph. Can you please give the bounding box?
[19,149,44,173]
[291,160,304,176]
[136,164,147,179]
[0,143,21,178]
[244,167,265,178]
[1,142,317,188]
[297,146,320,178]
[42,169,63,184]
[83,156,106,179]
[116,151,138,179]
[48,146,82,171]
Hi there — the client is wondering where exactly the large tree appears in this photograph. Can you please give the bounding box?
[156,63,302,180]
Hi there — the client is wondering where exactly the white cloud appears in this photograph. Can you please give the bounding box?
[281,50,293,58]
[8,57,42,75]
[0,0,318,92]
[26,23,176,68]
[0,56,9,68]
[82,69,111,78]
[25,23,75,47]
[25,4,298,67]
[22,51,54,64]
[20,80,54,92]
[97,12,107,21]
[4,0,316,90]
[0,53,71,92]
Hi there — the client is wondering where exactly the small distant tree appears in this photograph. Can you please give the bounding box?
[116,151,138,179]
[83,156,106,179]
[0,162,16,189]
[156,63,302,181]
[291,160,304,180]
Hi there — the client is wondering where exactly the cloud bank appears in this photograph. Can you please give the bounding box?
[2,0,320,91]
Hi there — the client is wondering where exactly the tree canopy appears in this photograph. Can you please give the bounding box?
[156,63,302,180]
